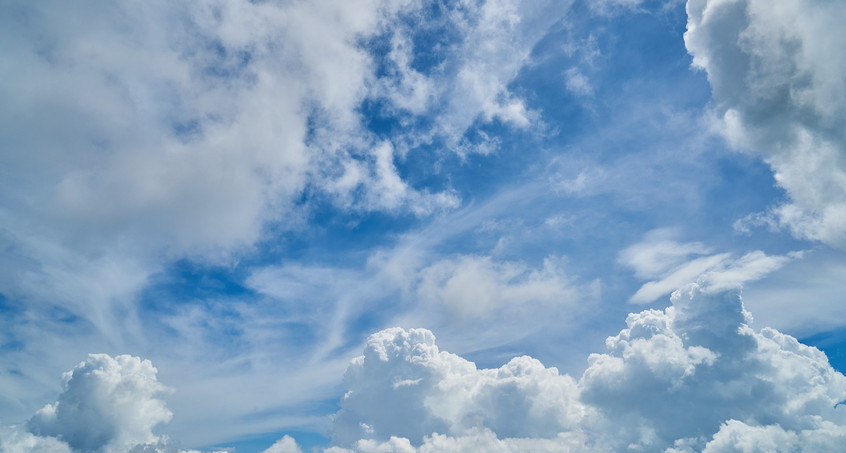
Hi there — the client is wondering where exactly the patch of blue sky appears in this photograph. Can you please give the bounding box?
[801,328,846,374]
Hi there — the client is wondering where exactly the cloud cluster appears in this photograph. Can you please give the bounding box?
[4,284,845,452]
[325,284,846,452]
[685,0,846,248]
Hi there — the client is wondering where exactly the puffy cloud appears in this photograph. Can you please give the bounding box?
[685,0,846,248]
[261,435,303,453]
[0,426,73,453]
[6,285,846,452]
[328,285,846,452]
[1,354,232,453]
[580,284,846,450]
[331,327,587,447]
[25,354,172,453]
[619,230,799,303]
[325,429,592,453]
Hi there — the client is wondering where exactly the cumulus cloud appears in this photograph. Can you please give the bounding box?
[330,327,587,447]
[1,355,170,453]
[6,285,846,452]
[325,285,846,452]
[685,0,846,248]
[619,230,799,303]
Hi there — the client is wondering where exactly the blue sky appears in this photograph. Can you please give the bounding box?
[2,0,846,452]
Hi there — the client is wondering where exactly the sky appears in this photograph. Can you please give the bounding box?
[1,0,846,451]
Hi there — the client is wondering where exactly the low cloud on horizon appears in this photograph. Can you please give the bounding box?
[3,285,845,452]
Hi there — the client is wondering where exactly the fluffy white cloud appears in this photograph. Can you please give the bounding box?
[261,435,303,453]
[620,230,799,303]
[331,327,587,448]
[326,284,846,452]
[685,0,846,248]
[20,355,171,453]
[6,284,846,452]
[580,284,846,450]
[0,426,73,453]
[1,354,233,453]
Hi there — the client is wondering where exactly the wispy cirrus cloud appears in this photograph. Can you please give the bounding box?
[620,229,801,304]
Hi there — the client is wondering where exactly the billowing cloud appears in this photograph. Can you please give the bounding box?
[324,285,846,452]
[685,0,846,248]
[7,355,170,452]
[5,284,846,452]
[330,327,587,447]
[261,435,303,453]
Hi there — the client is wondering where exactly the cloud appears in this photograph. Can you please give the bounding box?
[685,0,846,248]
[330,327,587,448]
[1,354,232,453]
[5,284,846,452]
[0,426,73,453]
[324,284,846,452]
[0,0,567,431]
[22,354,171,453]
[261,435,303,453]
[620,230,799,303]
[414,255,591,320]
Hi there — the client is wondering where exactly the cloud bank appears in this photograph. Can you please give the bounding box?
[326,285,846,452]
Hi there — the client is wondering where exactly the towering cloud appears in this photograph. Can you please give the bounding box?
[685,0,846,247]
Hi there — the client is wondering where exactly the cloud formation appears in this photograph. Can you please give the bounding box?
[4,284,845,452]
[326,285,846,452]
[1,355,171,453]
[685,0,846,248]
[619,229,799,303]
[0,0,568,425]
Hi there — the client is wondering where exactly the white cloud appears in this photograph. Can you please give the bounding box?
[685,0,846,248]
[6,285,846,452]
[0,426,73,453]
[326,284,846,452]
[564,67,594,97]
[330,327,587,448]
[24,354,172,453]
[1,0,565,432]
[620,230,799,303]
[415,255,590,320]
[261,435,303,453]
